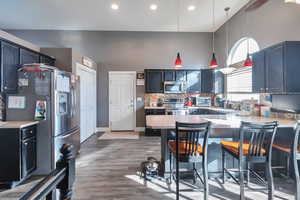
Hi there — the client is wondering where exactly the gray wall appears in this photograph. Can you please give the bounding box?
[6,30,212,127]
[214,0,300,66]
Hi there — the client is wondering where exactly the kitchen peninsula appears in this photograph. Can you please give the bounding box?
[146,114,296,176]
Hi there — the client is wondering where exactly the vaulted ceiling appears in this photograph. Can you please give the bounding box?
[0,0,249,32]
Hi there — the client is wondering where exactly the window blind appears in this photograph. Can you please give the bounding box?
[227,68,252,93]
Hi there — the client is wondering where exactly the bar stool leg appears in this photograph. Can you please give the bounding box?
[192,163,196,184]
[286,155,290,177]
[168,152,173,184]
[246,162,250,186]
[293,156,300,200]
[203,156,209,200]
[176,147,179,200]
[239,158,245,200]
[222,148,226,184]
[266,160,274,200]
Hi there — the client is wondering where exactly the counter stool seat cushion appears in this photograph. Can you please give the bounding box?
[168,141,203,155]
[272,144,291,153]
[272,143,300,153]
[221,141,266,156]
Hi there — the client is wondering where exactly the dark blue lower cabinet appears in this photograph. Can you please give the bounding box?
[0,125,37,188]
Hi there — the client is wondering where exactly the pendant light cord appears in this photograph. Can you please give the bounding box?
[177,0,180,32]
[212,0,215,53]
[246,10,250,54]
[225,7,230,62]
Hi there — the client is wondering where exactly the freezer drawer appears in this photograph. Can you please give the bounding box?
[54,128,80,163]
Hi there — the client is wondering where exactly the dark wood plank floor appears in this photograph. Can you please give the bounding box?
[74,132,295,200]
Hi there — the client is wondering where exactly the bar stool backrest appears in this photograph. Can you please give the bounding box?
[175,121,211,156]
[240,121,278,158]
[293,121,300,159]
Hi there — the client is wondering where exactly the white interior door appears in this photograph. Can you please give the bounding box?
[76,63,97,142]
[109,72,136,131]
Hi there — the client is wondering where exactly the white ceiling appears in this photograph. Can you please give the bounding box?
[0,0,250,32]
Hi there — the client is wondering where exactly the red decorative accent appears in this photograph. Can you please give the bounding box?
[175,53,182,68]
[209,53,218,68]
[22,67,43,72]
[244,53,253,67]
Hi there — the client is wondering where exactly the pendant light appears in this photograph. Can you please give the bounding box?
[174,0,183,68]
[209,0,218,68]
[219,7,236,74]
[243,9,253,67]
[175,53,182,68]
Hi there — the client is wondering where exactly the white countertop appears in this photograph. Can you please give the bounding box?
[144,106,166,109]
[144,106,236,113]
[146,114,296,129]
[0,121,39,129]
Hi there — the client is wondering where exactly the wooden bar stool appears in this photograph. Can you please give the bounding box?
[273,121,300,200]
[221,121,278,200]
[167,121,211,200]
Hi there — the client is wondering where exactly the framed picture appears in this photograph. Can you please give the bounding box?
[136,72,145,85]
[137,72,144,80]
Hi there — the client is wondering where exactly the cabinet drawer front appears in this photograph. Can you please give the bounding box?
[22,126,36,140]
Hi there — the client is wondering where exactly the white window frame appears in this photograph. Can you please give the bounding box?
[225,37,260,101]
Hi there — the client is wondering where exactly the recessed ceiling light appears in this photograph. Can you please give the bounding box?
[150,4,158,11]
[187,5,196,11]
[111,3,119,10]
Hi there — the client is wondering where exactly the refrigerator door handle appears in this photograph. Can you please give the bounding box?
[70,88,75,117]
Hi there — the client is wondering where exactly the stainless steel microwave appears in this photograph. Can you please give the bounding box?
[196,97,211,107]
[164,81,186,94]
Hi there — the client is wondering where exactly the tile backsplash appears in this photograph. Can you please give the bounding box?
[144,93,214,107]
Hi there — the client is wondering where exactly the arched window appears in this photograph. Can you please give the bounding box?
[227,37,260,66]
[226,38,260,101]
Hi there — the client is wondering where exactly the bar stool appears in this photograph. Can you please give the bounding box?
[273,121,300,200]
[221,121,278,200]
[167,121,211,200]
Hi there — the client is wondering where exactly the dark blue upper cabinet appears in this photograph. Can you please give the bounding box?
[145,69,164,93]
[20,48,39,65]
[145,69,217,94]
[186,70,201,93]
[265,43,285,93]
[284,41,300,93]
[175,70,186,81]
[213,70,224,94]
[201,69,214,93]
[164,70,175,81]
[1,41,20,93]
[253,41,300,94]
[252,50,266,93]
[39,55,55,66]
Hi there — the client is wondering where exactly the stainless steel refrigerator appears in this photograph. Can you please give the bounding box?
[6,64,80,175]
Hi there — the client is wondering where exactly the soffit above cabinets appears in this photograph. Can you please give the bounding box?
[0,0,249,32]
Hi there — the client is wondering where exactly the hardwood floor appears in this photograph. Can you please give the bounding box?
[74,132,295,200]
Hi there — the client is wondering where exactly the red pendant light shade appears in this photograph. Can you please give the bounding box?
[175,52,182,68]
[244,53,253,67]
[209,53,218,68]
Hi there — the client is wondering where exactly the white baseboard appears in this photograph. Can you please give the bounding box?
[96,127,110,132]
[135,127,145,132]
[96,127,145,132]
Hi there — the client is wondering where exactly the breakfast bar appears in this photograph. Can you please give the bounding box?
[146,114,297,177]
